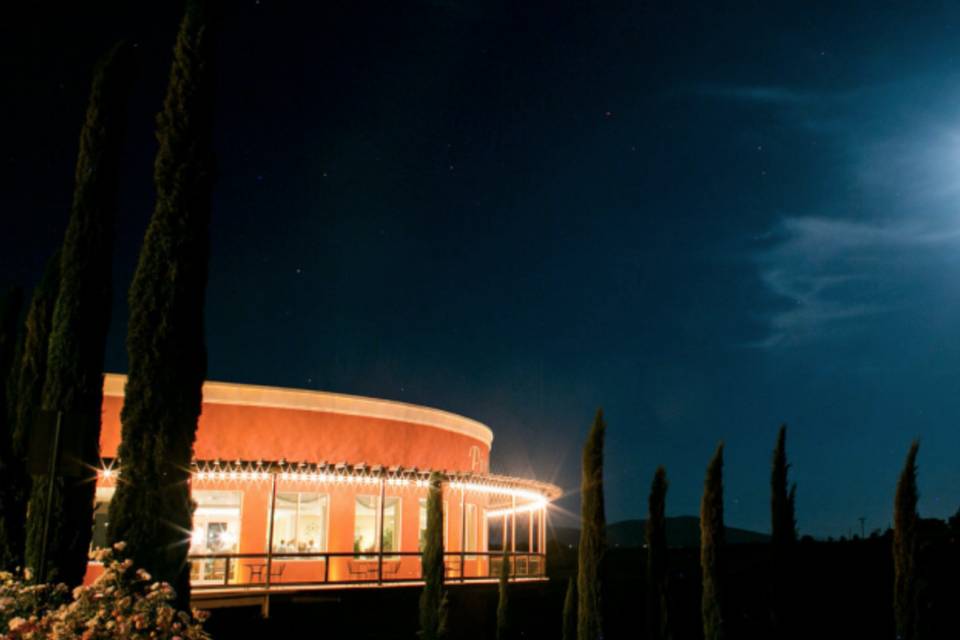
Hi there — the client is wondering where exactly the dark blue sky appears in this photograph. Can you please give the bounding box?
[3,1,960,537]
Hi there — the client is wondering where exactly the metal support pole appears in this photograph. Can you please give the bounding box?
[528,509,534,553]
[542,505,548,575]
[510,495,516,552]
[377,476,386,584]
[510,494,516,579]
[38,411,63,583]
[262,469,278,618]
[459,486,466,582]
[502,513,507,551]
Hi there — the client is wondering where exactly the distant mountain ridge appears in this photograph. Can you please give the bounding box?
[552,516,770,549]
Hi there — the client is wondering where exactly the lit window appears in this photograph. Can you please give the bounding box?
[190,491,243,554]
[271,493,328,554]
[190,491,242,585]
[465,503,478,553]
[354,496,400,556]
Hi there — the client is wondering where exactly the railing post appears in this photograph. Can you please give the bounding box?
[510,494,516,580]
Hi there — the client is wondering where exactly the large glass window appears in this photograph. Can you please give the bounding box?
[271,492,328,553]
[418,498,448,551]
[354,496,400,555]
[188,491,243,585]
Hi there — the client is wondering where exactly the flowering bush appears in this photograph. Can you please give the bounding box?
[0,543,210,639]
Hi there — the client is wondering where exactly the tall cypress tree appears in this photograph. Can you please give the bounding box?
[771,425,797,545]
[578,409,606,640]
[9,255,61,463]
[0,288,24,569]
[770,424,796,636]
[496,546,511,640]
[107,1,215,605]
[1,258,60,570]
[22,42,130,586]
[893,441,920,640]
[419,471,448,640]
[562,577,577,640]
[646,466,671,640]
[700,443,725,640]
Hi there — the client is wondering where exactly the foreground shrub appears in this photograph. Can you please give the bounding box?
[0,543,209,639]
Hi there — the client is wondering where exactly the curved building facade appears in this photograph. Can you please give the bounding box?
[87,374,560,593]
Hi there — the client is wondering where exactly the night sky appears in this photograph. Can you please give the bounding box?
[3,1,960,537]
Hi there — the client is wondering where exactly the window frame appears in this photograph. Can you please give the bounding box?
[353,494,402,558]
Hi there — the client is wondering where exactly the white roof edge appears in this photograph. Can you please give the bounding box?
[103,373,494,447]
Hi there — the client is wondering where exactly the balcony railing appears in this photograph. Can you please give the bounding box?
[187,550,546,590]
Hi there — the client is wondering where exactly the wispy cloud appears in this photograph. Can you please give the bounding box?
[693,84,822,106]
[710,78,960,349]
[753,216,960,348]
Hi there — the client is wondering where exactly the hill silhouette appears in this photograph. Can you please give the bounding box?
[552,516,769,549]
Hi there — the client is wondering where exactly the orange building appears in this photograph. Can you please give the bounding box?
[87,374,560,597]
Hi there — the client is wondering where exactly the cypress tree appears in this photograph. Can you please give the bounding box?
[9,255,61,462]
[419,471,448,640]
[770,424,796,637]
[646,465,671,640]
[562,577,577,640]
[893,441,920,640]
[0,288,24,569]
[107,0,216,605]
[700,443,725,640]
[23,42,131,586]
[1,258,60,570]
[496,546,510,640]
[771,425,797,545]
[578,409,606,640]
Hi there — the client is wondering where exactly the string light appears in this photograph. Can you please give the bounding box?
[486,499,548,518]
[96,459,560,503]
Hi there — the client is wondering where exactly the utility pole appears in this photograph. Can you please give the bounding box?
[857,517,866,539]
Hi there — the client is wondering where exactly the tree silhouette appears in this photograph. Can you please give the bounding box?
[107,0,216,606]
[701,443,725,640]
[893,440,919,640]
[24,40,130,586]
[419,471,448,640]
[646,466,671,640]
[578,409,606,640]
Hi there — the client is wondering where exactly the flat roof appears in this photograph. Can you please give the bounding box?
[103,373,494,448]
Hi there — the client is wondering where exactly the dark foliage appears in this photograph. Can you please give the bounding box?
[419,471,448,640]
[562,577,576,640]
[577,409,606,640]
[496,547,510,640]
[893,441,919,640]
[0,288,24,568]
[1,257,60,570]
[647,466,671,640]
[107,0,215,607]
[700,443,725,640]
[23,41,130,586]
